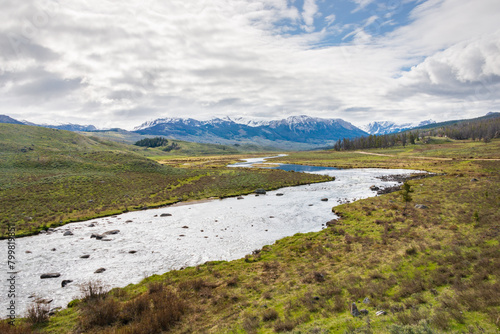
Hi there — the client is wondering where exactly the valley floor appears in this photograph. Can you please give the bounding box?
[2,139,500,333]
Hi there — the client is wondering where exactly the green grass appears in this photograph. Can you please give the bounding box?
[0,124,330,237]
[6,138,498,333]
[2,131,499,333]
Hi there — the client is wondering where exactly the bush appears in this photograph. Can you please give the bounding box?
[80,280,109,301]
[242,313,260,333]
[80,297,120,328]
[25,301,50,324]
[148,290,187,331]
[274,318,296,332]
[0,322,34,334]
[388,320,436,334]
[262,308,279,322]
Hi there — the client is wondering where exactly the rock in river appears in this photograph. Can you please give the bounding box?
[94,268,106,274]
[40,273,61,279]
[61,280,73,288]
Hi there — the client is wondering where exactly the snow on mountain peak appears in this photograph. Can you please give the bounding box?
[361,119,436,135]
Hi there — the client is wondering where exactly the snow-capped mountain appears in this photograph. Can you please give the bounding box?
[361,120,436,135]
[230,116,271,127]
[133,115,368,150]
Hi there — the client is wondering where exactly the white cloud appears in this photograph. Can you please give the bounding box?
[0,0,499,129]
[301,0,319,32]
[390,31,500,99]
[325,14,336,26]
[350,0,375,13]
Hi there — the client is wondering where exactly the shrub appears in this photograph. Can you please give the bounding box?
[179,278,217,292]
[262,308,279,322]
[149,290,186,331]
[25,301,50,324]
[0,322,34,334]
[242,313,260,333]
[80,280,109,301]
[274,318,296,332]
[80,297,120,328]
[120,294,150,324]
[148,281,165,294]
[226,276,239,287]
[388,320,436,334]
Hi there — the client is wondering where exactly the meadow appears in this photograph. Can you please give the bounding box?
[2,136,498,333]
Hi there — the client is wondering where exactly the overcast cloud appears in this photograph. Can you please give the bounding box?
[0,0,499,129]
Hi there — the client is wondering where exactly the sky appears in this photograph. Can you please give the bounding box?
[0,0,499,130]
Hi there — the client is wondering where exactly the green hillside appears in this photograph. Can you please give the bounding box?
[80,129,275,154]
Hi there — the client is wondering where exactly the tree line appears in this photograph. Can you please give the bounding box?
[134,137,181,151]
[334,114,500,151]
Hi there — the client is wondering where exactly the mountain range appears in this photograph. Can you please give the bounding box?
[0,114,462,150]
[360,120,436,135]
[133,115,367,149]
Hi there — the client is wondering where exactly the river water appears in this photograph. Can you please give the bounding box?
[1,156,424,316]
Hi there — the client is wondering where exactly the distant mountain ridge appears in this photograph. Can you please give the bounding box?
[361,120,436,135]
[1,113,496,150]
[0,115,24,125]
[133,115,368,150]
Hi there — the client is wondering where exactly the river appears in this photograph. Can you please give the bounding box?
[1,156,424,316]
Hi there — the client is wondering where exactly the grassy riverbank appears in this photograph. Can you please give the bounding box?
[0,124,330,238]
[5,138,499,333]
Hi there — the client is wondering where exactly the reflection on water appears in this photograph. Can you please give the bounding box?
[266,164,339,173]
[228,155,339,174]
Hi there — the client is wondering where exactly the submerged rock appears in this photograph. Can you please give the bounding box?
[80,255,90,259]
[160,213,172,217]
[104,229,120,235]
[63,231,73,236]
[94,268,106,274]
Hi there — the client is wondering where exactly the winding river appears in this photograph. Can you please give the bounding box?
[1,156,424,316]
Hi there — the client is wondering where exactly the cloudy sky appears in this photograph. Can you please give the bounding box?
[1,0,499,129]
